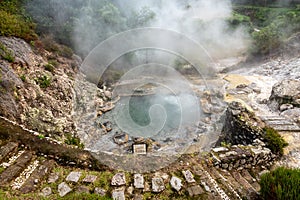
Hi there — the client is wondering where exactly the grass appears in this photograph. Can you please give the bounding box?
[260,167,300,200]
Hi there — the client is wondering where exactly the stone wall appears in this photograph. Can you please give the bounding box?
[217,101,265,146]
[211,141,276,170]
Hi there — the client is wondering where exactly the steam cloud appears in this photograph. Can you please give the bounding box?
[73,0,250,60]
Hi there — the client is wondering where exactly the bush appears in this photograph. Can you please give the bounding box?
[260,167,300,200]
[40,35,73,58]
[44,63,55,73]
[263,127,288,156]
[0,0,37,41]
[0,42,15,62]
[34,75,51,88]
[64,134,84,149]
[20,74,26,82]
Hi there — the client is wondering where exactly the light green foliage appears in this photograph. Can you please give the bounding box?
[260,167,300,200]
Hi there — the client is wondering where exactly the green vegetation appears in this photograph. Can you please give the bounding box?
[34,75,51,88]
[0,166,4,174]
[20,74,26,82]
[0,42,15,62]
[232,5,300,55]
[0,0,37,41]
[263,127,288,156]
[64,134,84,149]
[260,167,300,200]
[44,63,55,73]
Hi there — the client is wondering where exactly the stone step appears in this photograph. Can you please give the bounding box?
[231,171,258,199]
[240,170,260,192]
[20,160,55,193]
[0,151,34,186]
[0,142,18,163]
[193,165,223,199]
[265,120,295,126]
[210,168,242,200]
[218,170,248,197]
[271,124,300,132]
[200,165,231,200]
[259,116,287,121]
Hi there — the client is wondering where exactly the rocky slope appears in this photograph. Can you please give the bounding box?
[0,37,80,140]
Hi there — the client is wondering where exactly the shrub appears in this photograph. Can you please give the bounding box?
[0,10,37,42]
[20,74,26,82]
[0,42,15,62]
[35,75,51,88]
[40,36,73,58]
[263,127,288,156]
[64,134,84,149]
[44,63,54,73]
[260,167,300,200]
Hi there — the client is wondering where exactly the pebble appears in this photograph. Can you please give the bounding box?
[170,176,182,191]
[152,177,165,193]
[111,173,126,186]
[58,182,72,197]
[182,170,196,183]
[134,174,144,189]
[112,188,125,200]
[66,171,81,183]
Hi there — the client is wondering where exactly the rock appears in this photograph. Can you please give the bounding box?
[112,188,125,200]
[113,133,129,145]
[182,170,196,183]
[94,187,106,196]
[280,104,294,112]
[269,79,300,110]
[187,185,204,197]
[41,187,52,197]
[82,175,97,183]
[66,171,81,183]
[58,182,72,197]
[281,108,300,124]
[152,177,165,192]
[76,185,90,193]
[48,172,59,183]
[170,176,182,191]
[221,163,229,169]
[111,173,126,186]
[212,147,228,153]
[104,91,112,99]
[134,174,144,189]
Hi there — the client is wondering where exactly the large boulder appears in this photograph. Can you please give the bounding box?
[268,79,300,110]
